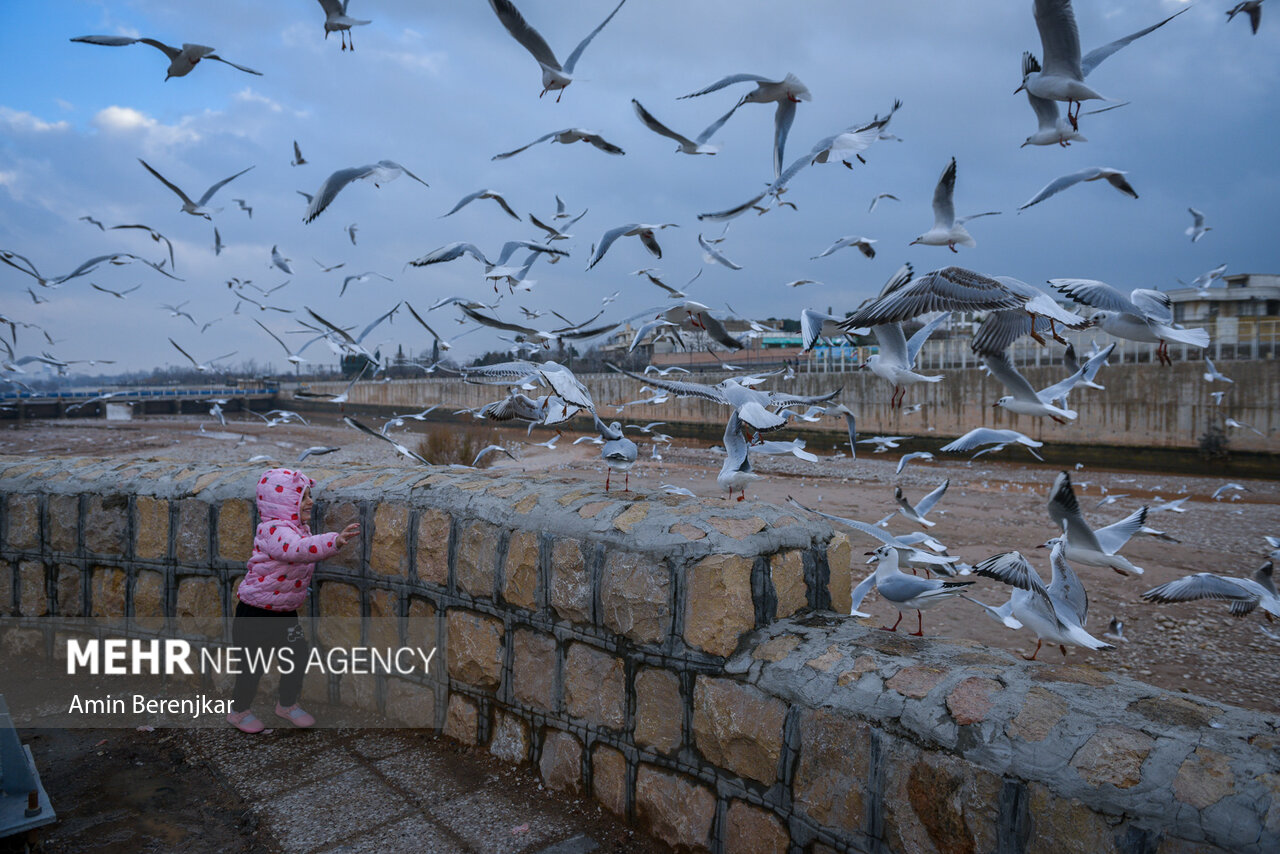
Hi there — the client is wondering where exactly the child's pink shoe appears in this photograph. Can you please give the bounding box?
[275,702,316,728]
[227,709,264,733]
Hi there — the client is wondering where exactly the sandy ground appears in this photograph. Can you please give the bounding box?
[4,412,1279,717]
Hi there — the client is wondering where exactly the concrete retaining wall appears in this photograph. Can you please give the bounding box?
[1,457,1277,853]
[307,359,1280,453]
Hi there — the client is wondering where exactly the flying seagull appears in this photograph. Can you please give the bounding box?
[1186,207,1211,242]
[1019,167,1138,211]
[630,99,723,155]
[587,223,679,269]
[70,35,262,79]
[442,189,521,221]
[316,0,371,50]
[492,128,624,161]
[679,72,812,178]
[1227,2,1265,35]
[910,158,999,252]
[303,160,428,222]
[137,159,254,220]
[290,140,307,166]
[487,0,628,100]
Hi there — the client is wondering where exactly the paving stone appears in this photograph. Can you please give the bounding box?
[1026,782,1118,854]
[707,515,765,538]
[724,800,789,854]
[90,566,126,618]
[446,609,504,691]
[670,522,706,541]
[1070,726,1154,789]
[4,495,39,550]
[634,667,682,754]
[370,502,411,577]
[1173,747,1234,809]
[489,710,530,765]
[134,495,169,560]
[886,665,946,699]
[549,538,589,624]
[770,550,807,618]
[502,529,540,610]
[591,744,627,817]
[430,786,564,854]
[217,498,254,563]
[692,677,785,785]
[317,811,462,853]
[1006,686,1068,742]
[416,508,451,586]
[47,494,78,554]
[635,764,714,853]
[612,502,648,533]
[563,643,625,730]
[946,676,1003,726]
[457,520,500,598]
[793,707,871,834]
[385,677,435,729]
[55,565,81,617]
[84,494,128,556]
[18,561,47,617]
[539,729,583,794]
[443,693,479,745]
[254,764,412,854]
[317,582,362,649]
[512,628,557,711]
[599,551,669,644]
[133,569,165,631]
[175,499,210,564]
[684,553,754,658]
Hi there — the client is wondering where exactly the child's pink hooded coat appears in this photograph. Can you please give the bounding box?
[236,468,341,611]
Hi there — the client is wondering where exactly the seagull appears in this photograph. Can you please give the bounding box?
[342,415,430,464]
[1227,1,1266,35]
[1203,357,1233,384]
[168,338,236,373]
[895,480,948,528]
[1018,167,1138,211]
[1211,483,1248,501]
[1059,342,1114,395]
[442,189,521,222]
[79,215,104,230]
[830,404,858,459]
[608,363,840,434]
[1210,389,1228,407]
[807,100,903,171]
[861,545,975,635]
[303,303,400,363]
[755,438,818,463]
[487,0,627,100]
[1052,279,1211,365]
[529,209,587,244]
[786,279,822,289]
[1225,417,1265,436]
[587,223,679,269]
[316,0,371,50]
[233,199,253,218]
[1016,2,1187,131]
[297,446,340,463]
[698,234,743,270]
[1149,496,1190,514]
[595,414,637,492]
[213,227,224,256]
[868,193,900,213]
[909,158,999,252]
[1102,617,1127,643]
[137,159,254,220]
[631,99,723,155]
[70,35,262,79]
[983,350,1088,422]
[346,223,358,245]
[1047,471,1147,576]
[812,235,876,260]
[1143,562,1277,620]
[493,128,624,160]
[90,282,141,300]
[472,444,516,467]
[295,363,370,404]
[717,411,762,501]
[290,140,307,166]
[969,277,1092,357]
[1184,262,1228,296]
[303,160,428,222]
[1185,207,1211,242]
[661,484,697,498]
[253,319,315,366]
[939,428,1045,461]
[896,452,933,475]
[160,302,197,326]
[972,540,1113,659]
[462,360,597,417]
[2,249,180,289]
[270,245,294,275]
[679,73,812,178]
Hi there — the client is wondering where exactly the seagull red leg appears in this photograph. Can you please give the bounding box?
[1022,639,1043,661]
[909,611,924,637]
[882,611,903,632]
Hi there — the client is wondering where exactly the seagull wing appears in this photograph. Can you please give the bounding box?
[914,479,950,517]
[441,189,487,218]
[1048,278,1138,313]
[1093,506,1147,555]
[1019,169,1094,210]
[563,0,627,74]
[773,99,799,179]
[1142,573,1261,616]
[974,551,1061,619]
[304,165,370,222]
[1034,0,1085,81]
[488,0,562,71]
[588,224,638,269]
[680,73,771,99]
[607,363,729,405]
[984,352,1043,403]
[205,54,263,76]
[168,337,200,368]
[409,242,492,267]
[1046,471,1105,552]
[698,234,742,270]
[1080,7,1188,78]
[196,165,255,207]
[699,313,746,350]
[138,159,197,207]
[842,266,1024,328]
[492,130,561,161]
[632,99,699,148]
[931,157,958,229]
[905,311,949,364]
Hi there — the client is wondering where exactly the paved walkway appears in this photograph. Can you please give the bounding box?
[187,726,671,854]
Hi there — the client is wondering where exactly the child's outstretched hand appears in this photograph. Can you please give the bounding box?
[335,523,361,548]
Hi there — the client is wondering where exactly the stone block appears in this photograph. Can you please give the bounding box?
[1173,747,1234,810]
[725,801,789,854]
[512,629,557,710]
[885,749,1000,854]
[502,529,539,610]
[592,745,627,817]
[489,711,530,765]
[176,576,223,638]
[549,538,589,624]
[887,665,946,699]
[827,532,853,614]
[47,494,78,554]
[0,562,12,616]
[368,588,399,649]
[539,729,583,794]
[1006,686,1068,742]
[563,643,625,730]
[771,550,807,618]
[794,707,871,834]
[406,598,437,669]
[415,509,450,586]
[443,693,478,745]
[84,494,128,556]
[1026,782,1118,854]
[1070,726,1154,790]
[684,553,754,658]
[318,501,361,570]
[342,671,379,712]
[91,566,126,618]
[175,500,210,565]
[18,561,47,617]
[635,765,714,853]
[134,496,169,560]
[692,677,785,785]
[456,521,499,598]
[385,678,435,729]
[55,565,82,617]
[370,503,410,577]
[217,499,254,563]
[446,609,504,691]
[635,668,682,754]
[5,495,39,551]
[133,570,166,630]
[317,583,362,649]
[946,676,1003,726]
[600,551,670,644]
[753,634,801,663]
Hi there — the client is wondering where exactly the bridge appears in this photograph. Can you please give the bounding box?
[0,386,278,420]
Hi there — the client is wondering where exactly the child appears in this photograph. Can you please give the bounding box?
[226,467,360,733]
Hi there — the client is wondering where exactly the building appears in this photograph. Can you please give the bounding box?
[1168,274,1280,323]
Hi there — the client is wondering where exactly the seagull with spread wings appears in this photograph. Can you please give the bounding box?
[492,128,624,161]
[71,34,262,79]
[909,158,1000,252]
[303,160,428,222]
[316,0,371,50]
[487,0,627,100]
[137,159,254,220]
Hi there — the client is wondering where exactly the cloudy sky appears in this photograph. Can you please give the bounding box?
[2,0,1277,375]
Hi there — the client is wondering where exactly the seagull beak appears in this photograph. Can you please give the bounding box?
[1035,543,1048,549]
[1014,83,1025,94]
[991,401,1000,407]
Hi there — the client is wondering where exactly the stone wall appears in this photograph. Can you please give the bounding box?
[304,359,1280,453]
[1,457,1276,853]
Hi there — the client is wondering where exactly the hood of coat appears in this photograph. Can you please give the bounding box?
[255,468,314,525]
